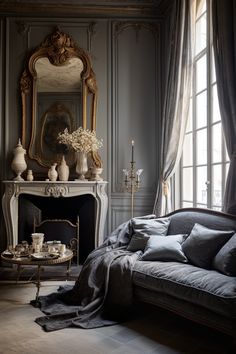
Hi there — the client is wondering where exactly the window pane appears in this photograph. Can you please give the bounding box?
[183,202,193,208]
[196,129,207,164]
[197,0,206,18]
[212,122,222,163]
[212,165,222,207]
[182,168,193,201]
[197,166,207,204]
[197,204,207,208]
[186,98,193,132]
[212,84,221,123]
[182,133,193,166]
[196,55,207,93]
[196,91,207,128]
[195,14,206,55]
[212,49,216,83]
[212,206,221,211]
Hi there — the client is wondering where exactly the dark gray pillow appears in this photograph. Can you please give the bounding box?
[131,217,170,236]
[182,223,234,269]
[141,234,188,262]
[127,233,150,252]
[213,233,236,275]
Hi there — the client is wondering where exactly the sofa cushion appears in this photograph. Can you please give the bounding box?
[127,233,150,252]
[131,217,170,236]
[132,261,236,318]
[213,233,236,276]
[141,234,188,262]
[181,223,234,269]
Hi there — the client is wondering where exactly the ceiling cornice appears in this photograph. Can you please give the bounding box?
[0,1,172,19]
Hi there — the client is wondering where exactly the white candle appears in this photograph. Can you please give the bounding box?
[131,140,134,162]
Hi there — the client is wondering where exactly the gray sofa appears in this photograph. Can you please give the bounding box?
[131,208,236,339]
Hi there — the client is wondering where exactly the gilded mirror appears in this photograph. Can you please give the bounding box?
[20,28,101,168]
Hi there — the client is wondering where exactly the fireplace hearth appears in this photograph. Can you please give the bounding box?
[2,181,108,263]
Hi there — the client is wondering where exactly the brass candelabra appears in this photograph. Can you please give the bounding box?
[123,141,143,218]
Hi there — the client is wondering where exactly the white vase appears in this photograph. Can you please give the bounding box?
[57,155,69,181]
[11,139,27,181]
[48,163,58,181]
[90,167,103,181]
[75,151,88,180]
[26,169,34,181]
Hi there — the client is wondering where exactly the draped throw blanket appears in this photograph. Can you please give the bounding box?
[35,216,155,332]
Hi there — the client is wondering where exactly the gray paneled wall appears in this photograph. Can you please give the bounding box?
[0,15,163,248]
[109,21,161,231]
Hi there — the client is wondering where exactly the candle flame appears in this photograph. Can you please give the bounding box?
[131,140,134,145]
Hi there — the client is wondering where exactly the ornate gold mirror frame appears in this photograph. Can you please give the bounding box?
[20,28,101,168]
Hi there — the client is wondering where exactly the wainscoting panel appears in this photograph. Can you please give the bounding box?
[110,201,155,232]
[108,20,161,232]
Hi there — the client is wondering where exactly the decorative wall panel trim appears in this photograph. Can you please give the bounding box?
[110,205,154,231]
[111,20,161,196]
[114,21,159,40]
[14,20,97,52]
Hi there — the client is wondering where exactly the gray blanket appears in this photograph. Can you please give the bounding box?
[35,215,155,331]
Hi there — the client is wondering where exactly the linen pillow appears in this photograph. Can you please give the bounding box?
[131,217,170,236]
[127,232,150,252]
[141,234,188,262]
[182,223,234,269]
[213,233,236,276]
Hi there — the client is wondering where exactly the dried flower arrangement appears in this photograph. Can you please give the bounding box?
[58,127,103,153]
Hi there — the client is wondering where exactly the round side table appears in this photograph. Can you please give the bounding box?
[1,249,73,306]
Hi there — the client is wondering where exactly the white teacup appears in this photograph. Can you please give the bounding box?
[31,233,44,251]
[59,244,66,255]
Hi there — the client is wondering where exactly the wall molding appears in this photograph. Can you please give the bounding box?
[110,204,154,231]
[114,21,159,41]
[14,20,97,53]
[111,20,160,195]
[0,1,171,19]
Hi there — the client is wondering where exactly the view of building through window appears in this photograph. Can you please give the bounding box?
[178,0,229,211]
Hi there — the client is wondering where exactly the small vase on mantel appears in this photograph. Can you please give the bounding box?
[90,167,103,181]
[75,151,88,180]
[48,163,58,181]
[57,155,69,181]
[26,169,34,181]
[11,139,27,181]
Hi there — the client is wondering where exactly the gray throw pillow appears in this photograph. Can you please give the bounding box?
[127,232,150,252]
[131,217,170,236]
[141,234,188,262]
[213,233,236,276]
[182,223,234,269]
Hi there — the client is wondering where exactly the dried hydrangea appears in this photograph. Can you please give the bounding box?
[58,127,103,153]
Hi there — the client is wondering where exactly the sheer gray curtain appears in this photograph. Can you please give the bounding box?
[212,0,236,214]
[153,0,195,216]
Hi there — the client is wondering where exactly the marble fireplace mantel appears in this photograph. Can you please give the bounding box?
[2,180,108,248]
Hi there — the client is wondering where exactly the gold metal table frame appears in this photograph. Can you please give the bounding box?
[1,249,73,306]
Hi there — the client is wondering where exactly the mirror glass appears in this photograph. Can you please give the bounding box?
[36,57,83,93]
[21,28,101,169]
[33,57,83,166]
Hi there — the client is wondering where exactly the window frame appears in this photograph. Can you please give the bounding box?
[175,0,229,211]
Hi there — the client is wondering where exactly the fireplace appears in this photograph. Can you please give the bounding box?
[2,181,108,263]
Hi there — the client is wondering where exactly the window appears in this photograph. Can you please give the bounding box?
[177,0,229,211]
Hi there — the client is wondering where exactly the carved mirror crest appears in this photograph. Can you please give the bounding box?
[20,28,101,168]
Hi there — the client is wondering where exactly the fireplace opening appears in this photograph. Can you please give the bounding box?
[18,194,96,264]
